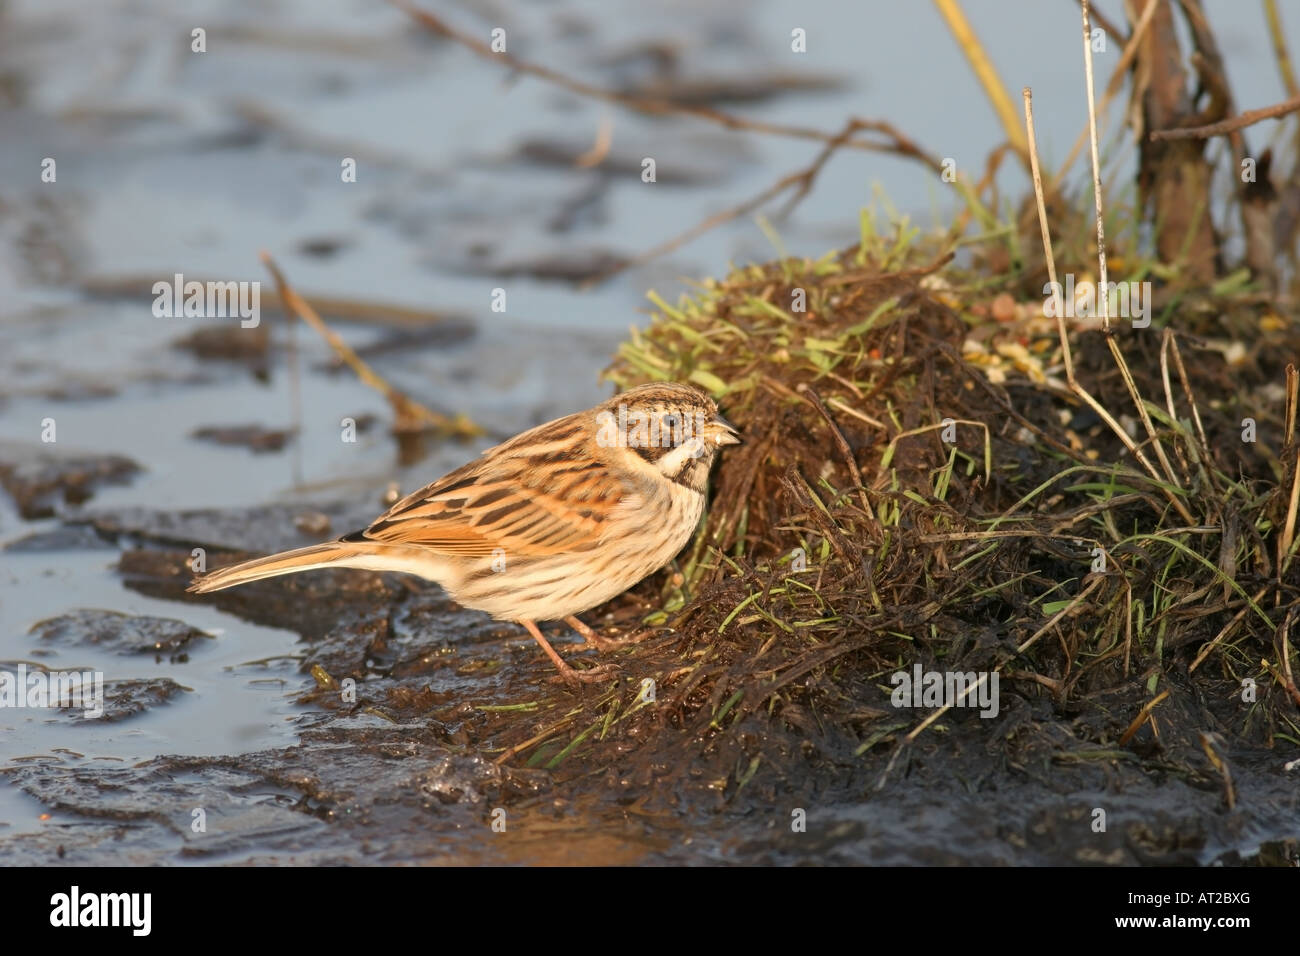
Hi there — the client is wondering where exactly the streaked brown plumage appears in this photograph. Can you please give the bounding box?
[188,382,740,684]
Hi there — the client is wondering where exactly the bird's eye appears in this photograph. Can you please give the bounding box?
[661,413,681,446]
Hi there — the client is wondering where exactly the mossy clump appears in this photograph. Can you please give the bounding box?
[570,227,1300,784]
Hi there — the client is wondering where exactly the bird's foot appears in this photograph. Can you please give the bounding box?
[563,615,646,652]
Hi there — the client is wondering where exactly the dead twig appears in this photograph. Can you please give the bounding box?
[1119,688,1170,745]
[1199,732,1236,809]
[259,252,482,439]
[584,119,938,285]
[1024,83,1195,524]
[391,0,929,159]
[931,0,1029,164]
[1264,0,1299,99]
[1052,0,1160,188]
[1149,92,1300,141]
[795,382,873,519]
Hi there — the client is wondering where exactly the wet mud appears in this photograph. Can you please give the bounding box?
[2,502,1295,865]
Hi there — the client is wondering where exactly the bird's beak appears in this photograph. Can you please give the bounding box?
[710,413,742,446]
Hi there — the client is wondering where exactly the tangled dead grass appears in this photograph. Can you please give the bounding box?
[481,216,1300,795]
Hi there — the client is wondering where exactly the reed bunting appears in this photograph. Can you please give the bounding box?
[189,382,741,685]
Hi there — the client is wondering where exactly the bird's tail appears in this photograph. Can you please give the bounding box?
[187,540,444,594]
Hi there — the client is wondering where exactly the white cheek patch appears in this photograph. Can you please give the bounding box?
[655,437,707,477]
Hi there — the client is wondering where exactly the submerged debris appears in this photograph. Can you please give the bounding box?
[0,442,141,519]
[29,608,211,658]
[190,424,296,453]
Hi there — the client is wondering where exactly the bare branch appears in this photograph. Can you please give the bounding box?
[1149,92,1300,140]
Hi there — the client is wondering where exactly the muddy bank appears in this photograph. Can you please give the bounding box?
[0,503,1294,865]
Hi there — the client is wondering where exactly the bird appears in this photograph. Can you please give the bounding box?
[188,382,741,685]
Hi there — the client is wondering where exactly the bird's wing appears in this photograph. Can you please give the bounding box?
[355,415,635,557]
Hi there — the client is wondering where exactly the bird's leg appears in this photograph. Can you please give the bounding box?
[521,620,618,685]
[562,614,631,651]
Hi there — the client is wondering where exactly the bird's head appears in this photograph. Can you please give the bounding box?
[593,382,740,488]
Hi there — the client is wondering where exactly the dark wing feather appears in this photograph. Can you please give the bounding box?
[356,413,629,557]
